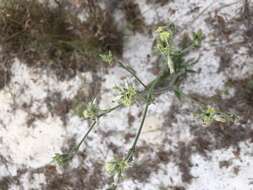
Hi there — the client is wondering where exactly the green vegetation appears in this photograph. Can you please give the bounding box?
[192,29,204,48]
[100,50,114,65]
[53,25,236,189]
[0,0,123,72]
[113,83,137,107]
[105,158,129,189]
[198,105,238,126]
[82,98,100,120]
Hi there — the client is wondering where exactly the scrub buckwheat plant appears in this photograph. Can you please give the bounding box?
[53,25,237,189]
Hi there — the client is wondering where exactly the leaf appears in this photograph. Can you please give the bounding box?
[167,55,175,74]
[174,88,183,100]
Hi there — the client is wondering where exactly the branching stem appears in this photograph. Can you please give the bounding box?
[118,61,147,89]
[125,74,163,162]
[73,120,97,153]
[72,105,121,155]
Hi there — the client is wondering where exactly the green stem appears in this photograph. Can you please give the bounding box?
[71,104,122,155]
[167,54,175,74]
[99,104,122,117]
[125,101,150,161]
[118,61,147,89]
[181,43,195,54]
[125,77,160,162]
[73,120,96,153]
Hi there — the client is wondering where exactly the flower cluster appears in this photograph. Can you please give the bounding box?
[155,26,175,74]
[114,83,137,107]
[100,50,113,65]
[192,29,204,48]
[199,106,237,126]
[52,153,72,166]
[105,158,129,190]
[155,26,173,55]
[105,158,129,176]
[82,99,100,120]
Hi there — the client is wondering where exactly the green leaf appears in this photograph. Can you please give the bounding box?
[192,29,204,48]
[100,50,113,65]
[174,88,183,100]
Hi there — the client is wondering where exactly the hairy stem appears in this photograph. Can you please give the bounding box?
[118,61,147,88]
[72,104,121,155]
[99,104,122,117]
[73,120,97,153]
[125,75,161,162]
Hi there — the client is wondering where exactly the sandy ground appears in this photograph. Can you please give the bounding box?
[0,0,253,189]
